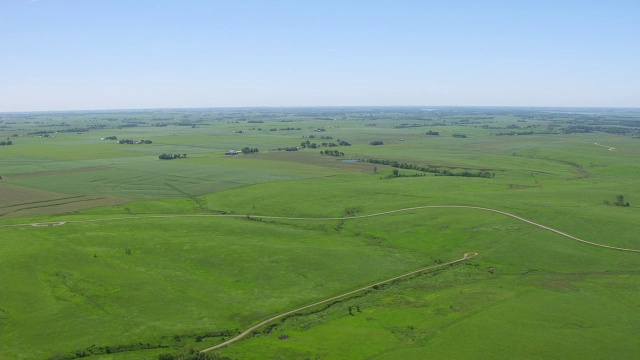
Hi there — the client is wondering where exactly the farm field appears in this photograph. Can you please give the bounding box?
[0,107,639,359]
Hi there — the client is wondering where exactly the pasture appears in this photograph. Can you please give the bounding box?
[0,107,639,359]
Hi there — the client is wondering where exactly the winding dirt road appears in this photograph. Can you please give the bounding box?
[201,252,478,353]
[4,205,638,252]
[2,205,638,353]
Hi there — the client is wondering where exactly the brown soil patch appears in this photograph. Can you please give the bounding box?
[8,166,111,179]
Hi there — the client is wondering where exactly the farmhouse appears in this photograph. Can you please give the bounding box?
[225,150,240,155]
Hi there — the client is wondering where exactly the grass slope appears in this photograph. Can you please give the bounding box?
[0,108,638,359]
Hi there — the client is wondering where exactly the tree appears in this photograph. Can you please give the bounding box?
[241,147,258,154]
[157,349,215,360]
[615,194,629,207]
[159,153,187,160]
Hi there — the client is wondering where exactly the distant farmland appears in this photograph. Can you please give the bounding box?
[0,107,638,360]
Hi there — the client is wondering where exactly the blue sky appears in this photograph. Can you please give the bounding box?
[1,0,639,111]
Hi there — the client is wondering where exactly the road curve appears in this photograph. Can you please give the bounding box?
[200,252,479,353]
[2,205,637,353]
[4,205,638,252]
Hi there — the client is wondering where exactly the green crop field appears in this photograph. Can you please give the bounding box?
[0,107,639,359]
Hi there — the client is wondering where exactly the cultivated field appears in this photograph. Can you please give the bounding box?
[0,107,638,359]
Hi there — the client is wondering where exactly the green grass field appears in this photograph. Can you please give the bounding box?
[0,107,639,359]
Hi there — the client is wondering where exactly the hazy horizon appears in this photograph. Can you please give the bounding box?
[2,1,639,112]
[3,105,640,115]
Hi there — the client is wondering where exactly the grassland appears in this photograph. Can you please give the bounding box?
[0,107,639,359]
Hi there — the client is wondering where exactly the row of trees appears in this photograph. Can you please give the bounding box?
[300,139,351,149]
[300,140,319,149]
[370,140,384,145]
[320,150,344,157]
[159,153,187,160]
[0,141,13,146]
[365,158,495,178]
[241,147,259,154]
[270,127,301,131]
[119,139,152,144]
[384,169,427,179]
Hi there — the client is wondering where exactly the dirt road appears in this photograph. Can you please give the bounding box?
[2,204,637,353]
[200,252,479,353]
[5,205,637,253]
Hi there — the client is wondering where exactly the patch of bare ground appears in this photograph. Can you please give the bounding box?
[0,182,71,206]
[0,190,130,219]
[8,166,111,179]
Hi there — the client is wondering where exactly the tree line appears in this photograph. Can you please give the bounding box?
[365,158,495,178]
[320,150,344,157]
[306,134,333,139]
[241,147,259,154]
[119,139,152,144]
[270,127,301,131]
[383,168,427,179]
[300,139,351,149]
[159,153,187,160]
[0,141,13,146]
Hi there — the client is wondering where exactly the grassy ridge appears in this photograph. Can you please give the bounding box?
[1,215,453,359]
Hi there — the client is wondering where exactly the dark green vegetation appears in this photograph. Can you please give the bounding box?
[0,107,639,359]
[159,153,187,160]
[118,139,153,145]
[364,158,494,178]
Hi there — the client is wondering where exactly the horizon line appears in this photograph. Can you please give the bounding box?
[2,104,640,114]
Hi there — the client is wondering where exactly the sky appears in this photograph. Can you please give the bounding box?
[1,0,639,111]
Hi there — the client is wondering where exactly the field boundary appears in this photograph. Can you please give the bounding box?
[200,252,479,352]
[2,205,638,253]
